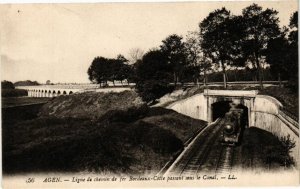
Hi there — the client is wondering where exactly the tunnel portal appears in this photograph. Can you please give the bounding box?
[212,101,232,121]
[212,101,249,128]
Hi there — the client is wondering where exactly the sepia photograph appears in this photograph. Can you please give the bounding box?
[0,1,299,188]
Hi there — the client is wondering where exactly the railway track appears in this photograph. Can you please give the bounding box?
[215,146,234,174]
[165,119,224,176]
[164,118,236,176]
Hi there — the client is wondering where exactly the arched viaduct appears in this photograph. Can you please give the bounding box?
[16,84,132,97]
[16,85,85,97]
[167,89,299,166]
[27,89,76,97]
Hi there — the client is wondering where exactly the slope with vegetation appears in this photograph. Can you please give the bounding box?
[3,91,207,174]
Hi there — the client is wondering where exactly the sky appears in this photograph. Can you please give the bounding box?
[0,1,298,83]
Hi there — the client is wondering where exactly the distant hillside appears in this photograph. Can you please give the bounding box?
[14,80,40,86]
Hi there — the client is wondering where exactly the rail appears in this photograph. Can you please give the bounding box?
[164,118,223,176]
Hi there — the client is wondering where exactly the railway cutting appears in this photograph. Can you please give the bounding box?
[164,103,244,176]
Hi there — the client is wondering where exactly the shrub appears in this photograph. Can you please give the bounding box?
[263,134,296,168]
[136,80,174,103]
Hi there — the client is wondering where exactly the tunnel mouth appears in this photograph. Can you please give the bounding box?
[212,101,248,128]
[212,101,232,121]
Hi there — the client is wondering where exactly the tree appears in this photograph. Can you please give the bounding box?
[160,34,187,87]
[266,34,290,87]
[185,31,212,85]
[14,80,40,86]
[135,50,173,103]
[1,80,14,89]
[287,11,298,91]
[87,57,110,86]
[199,8,238,88]
[199,55,213,86]
[87,55,135,87]
[128,48,144,65]
[289,11,298,43]
[110,55,128,86]
[242,4,281,89]
[116,64,134,85]
[185,31,202,66]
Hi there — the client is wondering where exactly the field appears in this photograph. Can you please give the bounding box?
[1,89,28,98]
[2,97,50,108]
[2,91,207,175]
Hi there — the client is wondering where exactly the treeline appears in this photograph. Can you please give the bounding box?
[14,80,40,86]
[1,79,41,97]
[1,80,28,97]
[87,55,134,87]
[87,4,298,102]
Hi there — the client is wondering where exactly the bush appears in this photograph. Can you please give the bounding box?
[135,49,174,103]
[144,125,183,154]
[264,143,295,168]
[136,80,174,103]
[2,89,28,97]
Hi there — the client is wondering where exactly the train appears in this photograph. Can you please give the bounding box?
[221,103,245,146]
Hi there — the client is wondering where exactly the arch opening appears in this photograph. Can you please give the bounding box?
[212,101,249,128]
[212,101,232,121]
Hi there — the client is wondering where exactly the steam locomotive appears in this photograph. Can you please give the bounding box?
[221,103,245,146]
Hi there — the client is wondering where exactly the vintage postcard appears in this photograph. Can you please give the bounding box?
[0,1,299,188]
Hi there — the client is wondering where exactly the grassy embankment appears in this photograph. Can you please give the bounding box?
[236,127,296,170]
[2,90,206,175]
